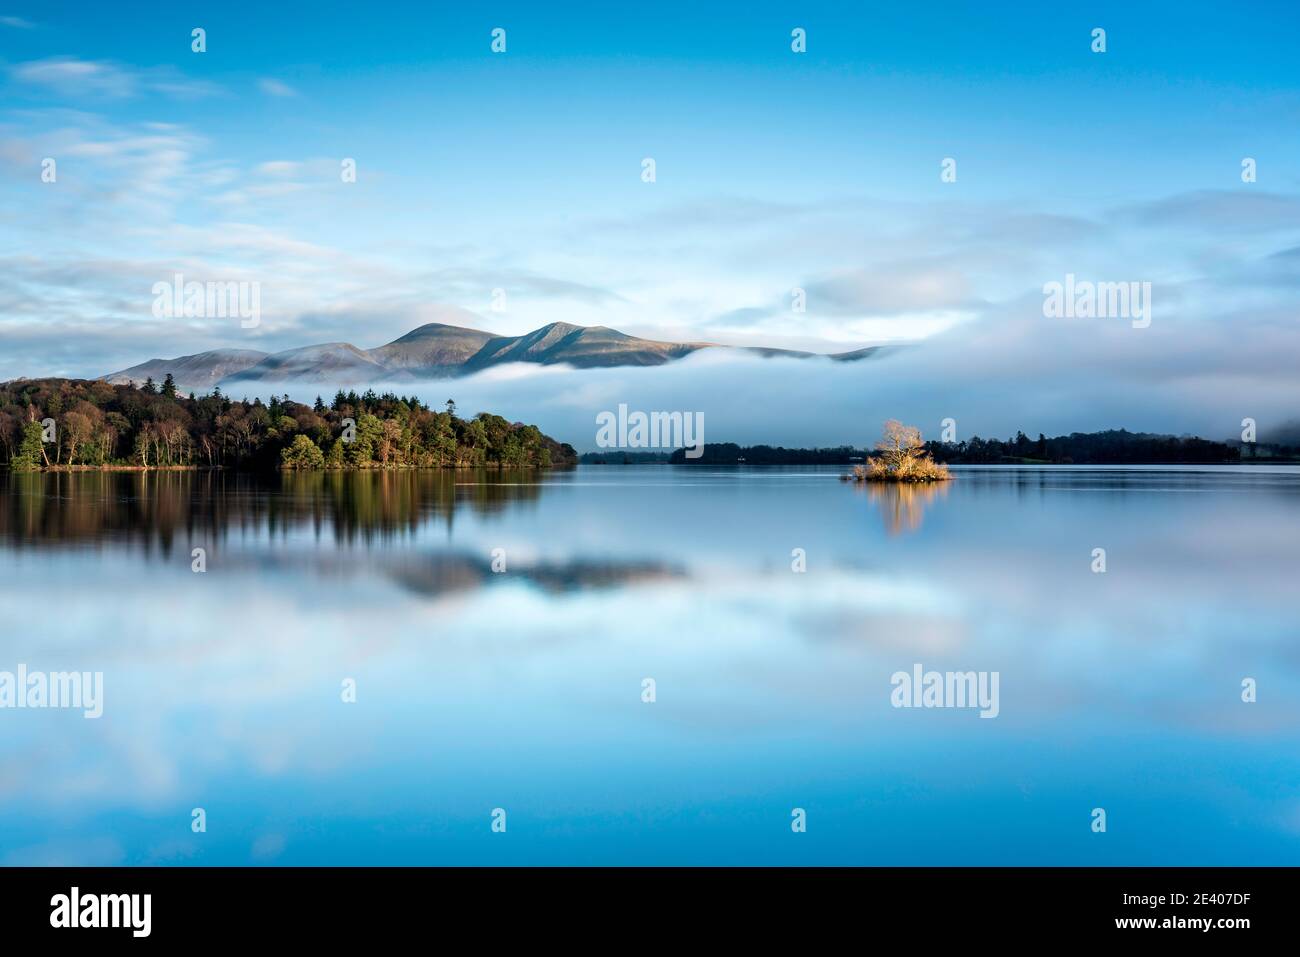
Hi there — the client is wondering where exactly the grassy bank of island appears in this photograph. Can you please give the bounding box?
[0,377,576,471]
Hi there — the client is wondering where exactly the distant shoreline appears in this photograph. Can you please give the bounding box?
[579,461,1299,468]
[616,430,1299,467]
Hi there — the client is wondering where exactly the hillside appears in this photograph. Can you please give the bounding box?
[104,349,268,392]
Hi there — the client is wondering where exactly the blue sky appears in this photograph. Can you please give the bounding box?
[2,0,1300,438]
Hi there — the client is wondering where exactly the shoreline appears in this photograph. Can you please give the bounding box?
[5,463,561,474]
[9,461,1298,475]
[583,459,1298,468]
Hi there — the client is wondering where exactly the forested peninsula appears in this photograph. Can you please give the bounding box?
[1,377,576,471]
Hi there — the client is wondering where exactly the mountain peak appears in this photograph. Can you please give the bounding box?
[535,321,582,335]
[392,322,489,342]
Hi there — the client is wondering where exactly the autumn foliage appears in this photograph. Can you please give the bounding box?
[851,420,951,483]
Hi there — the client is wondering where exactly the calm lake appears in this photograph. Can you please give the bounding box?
[1,465,1297,865]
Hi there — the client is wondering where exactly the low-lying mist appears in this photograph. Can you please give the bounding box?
[253,304,1300,452]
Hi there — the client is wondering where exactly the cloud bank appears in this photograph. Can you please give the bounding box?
[252,289,1300,450]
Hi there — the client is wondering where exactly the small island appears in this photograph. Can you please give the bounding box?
[0,377,576,472]
[845,420,951,483]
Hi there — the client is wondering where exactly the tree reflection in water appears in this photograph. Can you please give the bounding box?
[860,480,949,536]
[0,468,558,551]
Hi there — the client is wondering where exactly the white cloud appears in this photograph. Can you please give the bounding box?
[10,57,220,99]
[4,95,1300,422]
[256,160,302,176]
[12,57,135,97]
[258,78,297,98]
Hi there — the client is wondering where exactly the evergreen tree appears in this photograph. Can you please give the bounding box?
[10,420,45,470]
[325,438,346,467]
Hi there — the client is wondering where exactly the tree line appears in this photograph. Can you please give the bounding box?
[923,429,1237,465]
[1,376,576,471]
[668,429,1243,465]
[667,443,867,464]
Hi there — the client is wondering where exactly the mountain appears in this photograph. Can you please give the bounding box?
[828,346,885,361]
[103,349,268,394]
[365,323,499,377]
[220,343,390,385]
[464,322,703,371]
[102,320,878,391]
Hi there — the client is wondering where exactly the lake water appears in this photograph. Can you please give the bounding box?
[1,465,1298,865]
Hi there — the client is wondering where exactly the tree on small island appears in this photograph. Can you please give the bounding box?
[848,420,951,483]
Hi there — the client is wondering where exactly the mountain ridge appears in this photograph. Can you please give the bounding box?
[103,320,879,394]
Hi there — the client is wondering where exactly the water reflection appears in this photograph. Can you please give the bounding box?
[0,469,557,551]
[0,468,687,596]
[388,554,686,597]
[1,465,1298,865]
[858,481,949,536]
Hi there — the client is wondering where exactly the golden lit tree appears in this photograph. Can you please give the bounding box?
[875,420,925,471]
[857,420,950,482]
